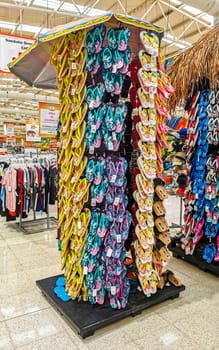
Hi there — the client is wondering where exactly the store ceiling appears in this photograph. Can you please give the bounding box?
[0,0,217,137]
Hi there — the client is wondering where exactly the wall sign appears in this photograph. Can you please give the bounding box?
[26,121,41,142]
[0,33,34,73]
[4,123,15,137]
[39,102,59,137]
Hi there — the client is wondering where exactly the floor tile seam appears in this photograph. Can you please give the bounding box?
[3,305,52,323]
[12,312,73,347]
[130,321,202,347]
[173,321,211,347]
[12,330,75,349]
[171,259,219,280]
[3,319,17,348]
[172,268,208,283]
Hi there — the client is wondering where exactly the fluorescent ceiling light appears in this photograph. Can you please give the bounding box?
[162,37,186,49]
[199,14,214,26]
[13,0,32,4]
[164,33,191,49]
[162,38,173,44]
[59,3,77,12]
[169,0,181,5]
[84,8,106,16]
[1,78,18,81]
[33,0,106,16]
[181,4,201,16]
[170,0,214,25]
[34,0,61,10]
[0,20,48,34]
[0,21,15,30]
[17,23,48,34]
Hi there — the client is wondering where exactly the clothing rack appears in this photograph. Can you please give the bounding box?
[18,198,56,234]
[1,156,57,234]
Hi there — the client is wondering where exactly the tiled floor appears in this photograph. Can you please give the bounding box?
[0,197,219,350]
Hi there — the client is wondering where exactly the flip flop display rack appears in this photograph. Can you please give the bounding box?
[170,86,219,274]
[51,21,184,307]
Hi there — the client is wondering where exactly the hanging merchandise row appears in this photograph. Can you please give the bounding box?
[52,20,184,311]
[0,157,57,222]
[171,85,219,269]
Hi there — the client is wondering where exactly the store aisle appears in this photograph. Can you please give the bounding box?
[0,197,219,350]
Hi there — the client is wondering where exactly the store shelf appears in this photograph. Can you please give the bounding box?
[170,245,219,277]
[36,274,185,339]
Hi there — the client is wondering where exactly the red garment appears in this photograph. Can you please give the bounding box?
[36,167,43,208]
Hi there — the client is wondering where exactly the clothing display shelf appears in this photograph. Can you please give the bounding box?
[166,24,219,275]
[0,155,57,233]
[170,86,219,274]
[8,13,185,336]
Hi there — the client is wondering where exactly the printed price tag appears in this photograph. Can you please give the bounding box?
[78,221,82,229]
[91,124,96,133]
[111,286,116,295]
[111,175,116,183]
[195,193,199,199]
[185,246,191,255]
[70,177,75,184]
[92,289,97,297]
[89,101,94,109]
[116,234,122,243]
[57,141,61,147]
[8,186,12,192]
[149,86,155,96]
[112,64,117,74]
[71,122,75,130]
[112,132,117,141]
[71,88,76,96]
[108,142,114,151]
[149,100,155,108]
[145,63,151,70]
[151,55,157,64]
[107,248,113,257]
[72,62,77,70]
[62,126,66,133]
[89,146,94,155]
[91,198,96,207]
[114,197,120,206]
[83,266,88,275]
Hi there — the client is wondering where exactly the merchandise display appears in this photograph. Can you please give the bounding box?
[173,89,219,259]
[48,15,182,310]
[0,157,57,222]
[1,3,219,347]
[168,25,219,273]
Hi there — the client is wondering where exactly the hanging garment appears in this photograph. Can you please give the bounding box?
[2,167,17,212]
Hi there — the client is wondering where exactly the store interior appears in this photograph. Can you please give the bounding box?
[0,1,219,349]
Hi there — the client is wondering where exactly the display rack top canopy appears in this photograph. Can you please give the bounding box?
[168,23,219,112]
[8,13,163,90]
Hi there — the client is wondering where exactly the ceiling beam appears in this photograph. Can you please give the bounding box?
[0,2,77,18]
[158,0,212,28]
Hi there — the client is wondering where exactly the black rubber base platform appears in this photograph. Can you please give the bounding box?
[170,245,219,277]
[36,275,185,339]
